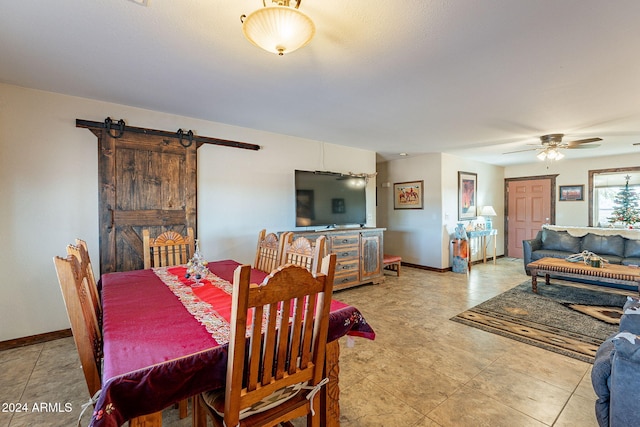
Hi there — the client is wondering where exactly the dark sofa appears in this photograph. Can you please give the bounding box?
[592,296,640,427]
[523,228,640,276]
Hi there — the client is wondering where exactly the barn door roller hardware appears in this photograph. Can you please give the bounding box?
[177,128,194,148]
[76,118,261,151]
[104,117,126,139]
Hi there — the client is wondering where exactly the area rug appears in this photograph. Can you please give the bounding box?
[451,280,635,363]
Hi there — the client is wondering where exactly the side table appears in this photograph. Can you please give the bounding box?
[466,229,497,266]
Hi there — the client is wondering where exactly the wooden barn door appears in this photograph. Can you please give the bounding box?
[78,119,260,274]
[97,130,196,273]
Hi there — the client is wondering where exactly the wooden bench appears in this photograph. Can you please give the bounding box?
[383,254,402,277]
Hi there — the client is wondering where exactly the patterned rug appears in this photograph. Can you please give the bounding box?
[451,280,635,363]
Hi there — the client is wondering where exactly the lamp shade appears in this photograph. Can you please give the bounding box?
[242,6,315,56]
[480,206,497,216]
[480,206,497,229]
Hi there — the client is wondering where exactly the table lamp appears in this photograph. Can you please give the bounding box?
[480,206,497,229]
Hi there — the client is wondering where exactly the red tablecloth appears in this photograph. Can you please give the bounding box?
[90,260,375,427]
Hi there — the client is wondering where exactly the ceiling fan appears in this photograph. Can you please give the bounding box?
[504,133,602,160]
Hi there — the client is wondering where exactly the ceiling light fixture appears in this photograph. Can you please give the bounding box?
[537,147,564,161]
[241,0,315,56]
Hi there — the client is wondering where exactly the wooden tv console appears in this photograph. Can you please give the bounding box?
[291,228,386,291]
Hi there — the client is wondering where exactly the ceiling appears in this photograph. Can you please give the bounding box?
[2,0,640,166]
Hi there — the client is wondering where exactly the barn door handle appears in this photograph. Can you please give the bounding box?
[107,205,114,230]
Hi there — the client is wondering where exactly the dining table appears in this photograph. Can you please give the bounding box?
[89,260,376,427]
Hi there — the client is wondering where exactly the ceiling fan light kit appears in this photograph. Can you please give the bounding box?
[537,147,564,161]
[241,0,315,56]
[504,133,603,161]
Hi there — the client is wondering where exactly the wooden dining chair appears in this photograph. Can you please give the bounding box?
[193,253,337,427]
[66,239,101,327]
[254,229,287,274]
[281,234,326,274]
[53,255,102,397]
[142,228,194,417]
[142,227,195,269]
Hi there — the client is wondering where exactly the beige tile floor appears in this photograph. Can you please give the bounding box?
[0,258,599,427]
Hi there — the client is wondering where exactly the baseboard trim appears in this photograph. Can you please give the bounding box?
[401,262,450,273]
[0,329,72,351]
[470,254,505,266]
[401,255,505,273]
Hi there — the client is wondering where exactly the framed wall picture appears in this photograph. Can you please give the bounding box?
[393,181,424,209]
[559,185,584,201]
[458,171,477,220]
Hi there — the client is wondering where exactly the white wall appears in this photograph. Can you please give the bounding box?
[504,154,640,226]
[377,153,504,269]
[377,154,442,267]
[0,83,376,342]
[442,154,505,265]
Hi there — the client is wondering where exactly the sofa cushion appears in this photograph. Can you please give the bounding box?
[541,229,581,253]
[614,332,640,361]
[581,234,625,257]
[610,333,640,427]
[622,258,640,267]
[620,297,640,334]
[592,336,615,427]
[531,250,573,262]
[598,255,624,265]
[624,239,640,258]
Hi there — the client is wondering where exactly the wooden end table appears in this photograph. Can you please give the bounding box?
[527,257,640,294]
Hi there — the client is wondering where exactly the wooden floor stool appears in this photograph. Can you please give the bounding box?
[383,254,402,277]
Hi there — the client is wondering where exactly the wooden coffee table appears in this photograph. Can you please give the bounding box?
[527,257,640,294]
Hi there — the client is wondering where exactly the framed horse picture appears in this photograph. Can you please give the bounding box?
[394,181,424,209]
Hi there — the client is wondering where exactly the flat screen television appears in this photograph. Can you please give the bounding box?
[295,170,367,228]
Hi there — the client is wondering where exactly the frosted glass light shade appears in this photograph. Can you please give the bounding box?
[537,148,564,161]
[242,6,315,56]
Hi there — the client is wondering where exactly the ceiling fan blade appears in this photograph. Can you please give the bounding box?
[503,148,540,154]
[567,143,601,149]
[567,137,602,148]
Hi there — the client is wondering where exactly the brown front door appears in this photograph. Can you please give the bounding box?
[506,177,554,258]
[97,130,197,273]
